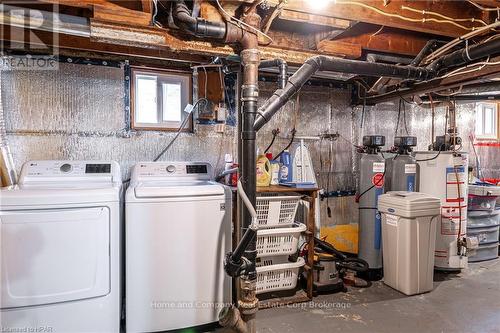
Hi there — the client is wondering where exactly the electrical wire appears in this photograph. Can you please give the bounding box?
[334,0,480,31]
[401,5,487,27]
[262,0,287,34]
[357,168,387,201]
[416,149,442,162]
[423,21,500,63]
[441,58,499,79]
[467,0,500,12]
[214,0,274,44]
[152,0,159,24]
[153,98,208,162]
[274,128,296,161]
[395,99,402,136]
[274,93,301,160]
[428,93,435,143]
[357,152,395,202]
[402,98,409,135]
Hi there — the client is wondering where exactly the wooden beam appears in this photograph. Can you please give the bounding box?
[267,0,485,37]
[332,24,434,56]
[1,20,346,66]
[0,23,208,64]
[317,40,362,59]
[37,0,152,26]
[141,0,152,14]
[470,0,500,8]
[278,9,351,29]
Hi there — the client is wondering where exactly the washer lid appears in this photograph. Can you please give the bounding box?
[133,181,225,198]
[0,185,120,206]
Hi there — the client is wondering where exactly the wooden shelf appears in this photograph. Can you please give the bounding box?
[257,185,320,193]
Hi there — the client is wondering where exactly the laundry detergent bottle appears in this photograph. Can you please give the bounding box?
[279,150,293,184]
[256,154,271,187]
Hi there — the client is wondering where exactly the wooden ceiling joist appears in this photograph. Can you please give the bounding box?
[37,0,153,26]
[331,24,434,56]
[266,0,486,37]
[278,9,352,30]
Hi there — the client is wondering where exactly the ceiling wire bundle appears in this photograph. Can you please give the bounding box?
[423,20,500,64]
[334,0,485,31]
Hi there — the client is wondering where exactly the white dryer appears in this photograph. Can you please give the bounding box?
[0,160,122,333]
[125,162,232,333]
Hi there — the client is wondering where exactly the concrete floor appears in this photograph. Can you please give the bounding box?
[254,260,500,333]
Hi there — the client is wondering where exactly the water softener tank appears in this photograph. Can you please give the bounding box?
[386,136,418,192]
[358,135,386,280]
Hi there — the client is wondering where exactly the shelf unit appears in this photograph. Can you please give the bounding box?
[255,185,318,309]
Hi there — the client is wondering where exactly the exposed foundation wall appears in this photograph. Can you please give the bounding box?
[2,62,496,229]
[2,63,237,179]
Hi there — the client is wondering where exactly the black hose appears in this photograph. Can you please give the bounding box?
[264,128,279,154]
[314,237,369,273]
[273,128,296,161]
[337,257,369,273]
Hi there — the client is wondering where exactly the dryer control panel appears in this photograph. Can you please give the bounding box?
[131,162,213,182]
[19,160,121,184]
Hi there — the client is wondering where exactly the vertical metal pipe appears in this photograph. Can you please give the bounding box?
[239,48,260,279]
[0,70,18,186]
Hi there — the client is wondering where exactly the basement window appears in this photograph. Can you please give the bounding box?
[131,68,192,131]
[475,102,498,140]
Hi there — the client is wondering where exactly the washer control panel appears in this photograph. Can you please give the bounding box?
[132,162,212,181]
[19,160,121,183]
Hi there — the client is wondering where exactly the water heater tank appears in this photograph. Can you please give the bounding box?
[416,151,469,270]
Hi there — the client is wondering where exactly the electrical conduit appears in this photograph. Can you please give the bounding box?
[0,70,17,186]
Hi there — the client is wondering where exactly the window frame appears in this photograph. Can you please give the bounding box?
[475,102,499,141]
[130,67,193,132]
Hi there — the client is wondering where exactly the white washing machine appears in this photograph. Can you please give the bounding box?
[125,162,232,333]
[0,160,122,333]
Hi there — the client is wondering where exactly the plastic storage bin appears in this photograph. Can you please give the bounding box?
[256,223,306,257]
[378,191,441,295]
[467,184,500,263]
[255,195,302,227]
[468,184,500,211]
[468,243,499,262]
[467,209,499,262]
[255,256,305,294]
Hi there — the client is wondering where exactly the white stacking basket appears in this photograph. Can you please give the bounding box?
[256,223,306,258]
[254,193,305,294]
[256,195,302,228]
[256,256,305,294]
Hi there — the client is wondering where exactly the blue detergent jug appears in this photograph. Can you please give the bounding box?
[279,150,293,183]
